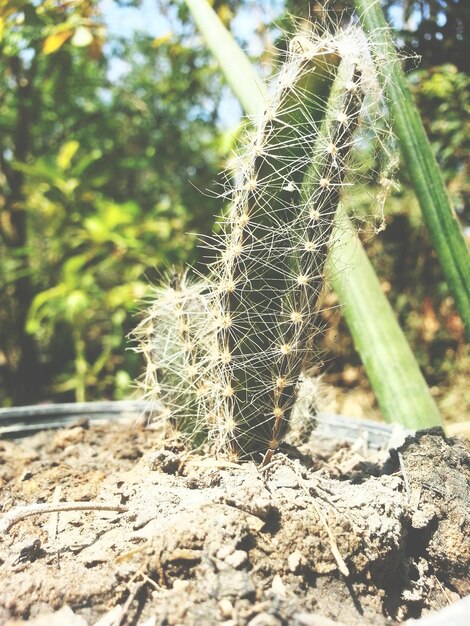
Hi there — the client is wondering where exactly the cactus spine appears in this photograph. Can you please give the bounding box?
[136,25,393,459]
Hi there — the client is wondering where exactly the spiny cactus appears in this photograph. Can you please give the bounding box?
[135,23,395,460]
[136,271,213,444]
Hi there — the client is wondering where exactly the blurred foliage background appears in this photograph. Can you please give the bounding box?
[0,0,468,423]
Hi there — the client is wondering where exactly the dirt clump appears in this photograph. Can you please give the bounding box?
[0,420,469,625]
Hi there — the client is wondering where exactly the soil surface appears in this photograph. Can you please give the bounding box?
[0,418,469,626]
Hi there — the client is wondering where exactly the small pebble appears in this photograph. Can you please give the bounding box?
[172,579,189,591]
[288,550,303,573]
[217,544,235,560]
[247,612,282,626]
[225,549,248,569]
[147,450,181,474]
[271,574,286,597]
[218,598,233,619]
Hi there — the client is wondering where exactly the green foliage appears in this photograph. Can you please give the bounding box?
[0,0,223,405]
[0,0,467,422]
[19,145,181,401]
[383,0,470,73]
[409,65,470,222]
[354,0,470,340]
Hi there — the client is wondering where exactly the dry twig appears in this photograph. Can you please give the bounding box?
[0,502,128,533]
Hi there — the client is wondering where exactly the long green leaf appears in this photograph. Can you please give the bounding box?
[185,0,267,117]
[327,208,442,428]
[185,0,443,429]
[353,0,470,340]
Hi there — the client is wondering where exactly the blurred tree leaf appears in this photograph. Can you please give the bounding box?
[57,140,80,170]
[43,28,73,54]
[72,25,94,48]
[0,0,224,404]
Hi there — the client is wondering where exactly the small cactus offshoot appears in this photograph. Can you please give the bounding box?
[134,23,396,460]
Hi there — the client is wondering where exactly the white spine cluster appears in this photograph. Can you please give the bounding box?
[135,23,397,459]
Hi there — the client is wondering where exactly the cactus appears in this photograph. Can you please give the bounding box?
[135,272,212,444]
[136,24,396,459]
